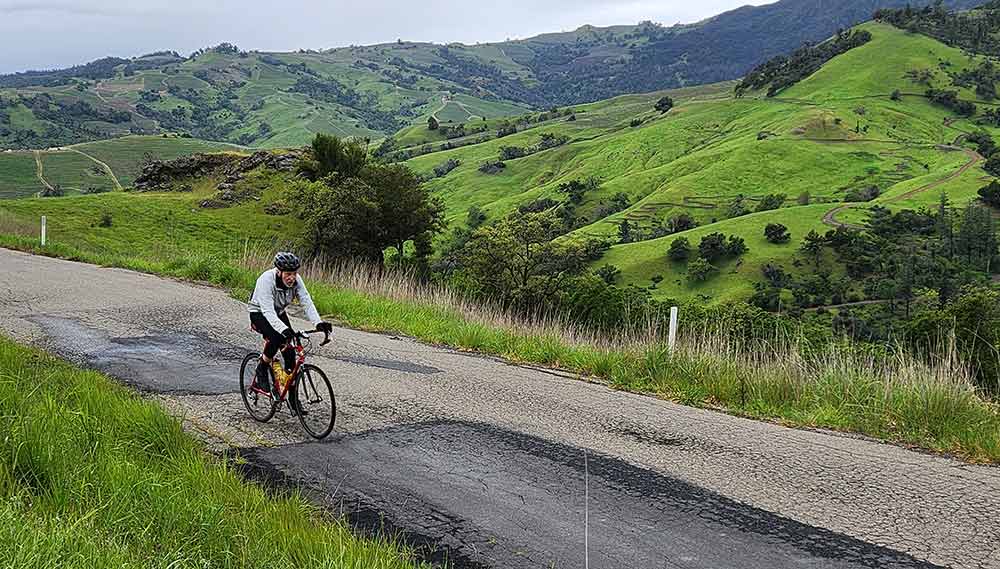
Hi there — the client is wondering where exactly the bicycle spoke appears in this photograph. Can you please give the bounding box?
[294,366,335,439]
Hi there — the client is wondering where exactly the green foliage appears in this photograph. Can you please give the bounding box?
[298,134,370,181]
[755,193,786,212]
[668,237,691,262]
[478,160,506,174]
[466,205,487,229]
[654,96,674,113]
[726,196,750,219]
[698,232,728,262]
[687,257,717,282]
[876,3,1000,57]
[596,264,620,284]
[725,235,748,257]
[453,210,592,307]
[764,223,790,244]
[291,171,444,264]
[926,88,976,116]
[978,180,1000,207]
[428,116,439,131]
[799,230,826,268]
[985,155,1000,178]
[290,136,445,265]
[617,219,633,243]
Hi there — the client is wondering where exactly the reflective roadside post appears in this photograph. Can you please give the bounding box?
[40,216,46,246]
[668,306,678,352]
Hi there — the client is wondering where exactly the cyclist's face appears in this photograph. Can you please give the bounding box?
[279,270,297,287]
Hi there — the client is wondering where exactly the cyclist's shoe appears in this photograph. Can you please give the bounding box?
[254,361,275,398]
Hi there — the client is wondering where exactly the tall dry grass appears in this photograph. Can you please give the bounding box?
[0,210,35,238]
[238,243,664,351]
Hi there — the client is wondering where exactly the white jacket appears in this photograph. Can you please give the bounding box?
[247,268,321,333]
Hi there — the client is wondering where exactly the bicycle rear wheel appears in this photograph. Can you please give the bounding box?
[240,352,277,422]
[292,364,336,439]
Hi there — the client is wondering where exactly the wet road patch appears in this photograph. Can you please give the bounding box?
[29,315,243,395]
[243,421,942,569]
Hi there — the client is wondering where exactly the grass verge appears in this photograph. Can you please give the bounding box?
[1,233,998,463]
[0,335,426,569]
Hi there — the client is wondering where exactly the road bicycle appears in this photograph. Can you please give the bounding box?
[239,327,336,439]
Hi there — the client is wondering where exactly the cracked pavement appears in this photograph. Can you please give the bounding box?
[1,249,998,568]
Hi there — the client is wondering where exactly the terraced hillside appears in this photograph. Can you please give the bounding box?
[405,21,1000,302]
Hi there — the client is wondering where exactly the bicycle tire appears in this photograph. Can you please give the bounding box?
[240,352,277,422]
[292,364,336,439]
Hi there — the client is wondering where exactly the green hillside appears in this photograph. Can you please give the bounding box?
[404,21,1000,302]
[0,0,977,150]
[0,135,242,198]
[0,45,533,150]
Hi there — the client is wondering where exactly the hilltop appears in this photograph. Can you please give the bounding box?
[0,0,977,149]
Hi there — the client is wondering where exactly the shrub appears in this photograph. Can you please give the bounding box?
[764,223,791,243]
[668,238,691,262]
[687,257,717,282]
[596,264,620,284]
[755,193,786,212]
[478,160,506,174]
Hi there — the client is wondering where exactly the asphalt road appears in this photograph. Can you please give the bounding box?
[1,249,998,569]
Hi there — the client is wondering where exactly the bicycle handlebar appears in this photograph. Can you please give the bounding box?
[296,328,331,346]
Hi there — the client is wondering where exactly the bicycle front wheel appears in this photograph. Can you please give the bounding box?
[240,352,277,423]
[292,364,336,439]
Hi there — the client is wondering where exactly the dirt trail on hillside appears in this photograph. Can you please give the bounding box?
[67,147,124,191]
[32,151,54,196]
[823,146,983,229]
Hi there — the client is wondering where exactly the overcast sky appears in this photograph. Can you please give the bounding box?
[0,0,773,74]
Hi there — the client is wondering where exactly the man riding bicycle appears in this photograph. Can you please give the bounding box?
[249,252,332,396]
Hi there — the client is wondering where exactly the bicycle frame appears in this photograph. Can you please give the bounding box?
[262,339,305,400]
[255,328,329,400]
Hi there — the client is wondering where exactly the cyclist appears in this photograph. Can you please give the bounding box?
[249,251,332,396]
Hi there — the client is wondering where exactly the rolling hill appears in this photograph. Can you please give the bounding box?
[0,0,978,150]
[402,20,1000,302]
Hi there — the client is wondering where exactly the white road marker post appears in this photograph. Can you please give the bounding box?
[668,306,679,352]
[40,215,46,246]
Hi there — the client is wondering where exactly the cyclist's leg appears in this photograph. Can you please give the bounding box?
[249,312,284,394]
[250,312,285,361]
[276,312,296,372]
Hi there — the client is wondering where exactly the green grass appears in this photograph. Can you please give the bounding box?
[71,136,244,187]
[599,205,836,303]
[0,152,42,198]
[0,337,425,569]
[39,151,118,194]
[0,187,298,260]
